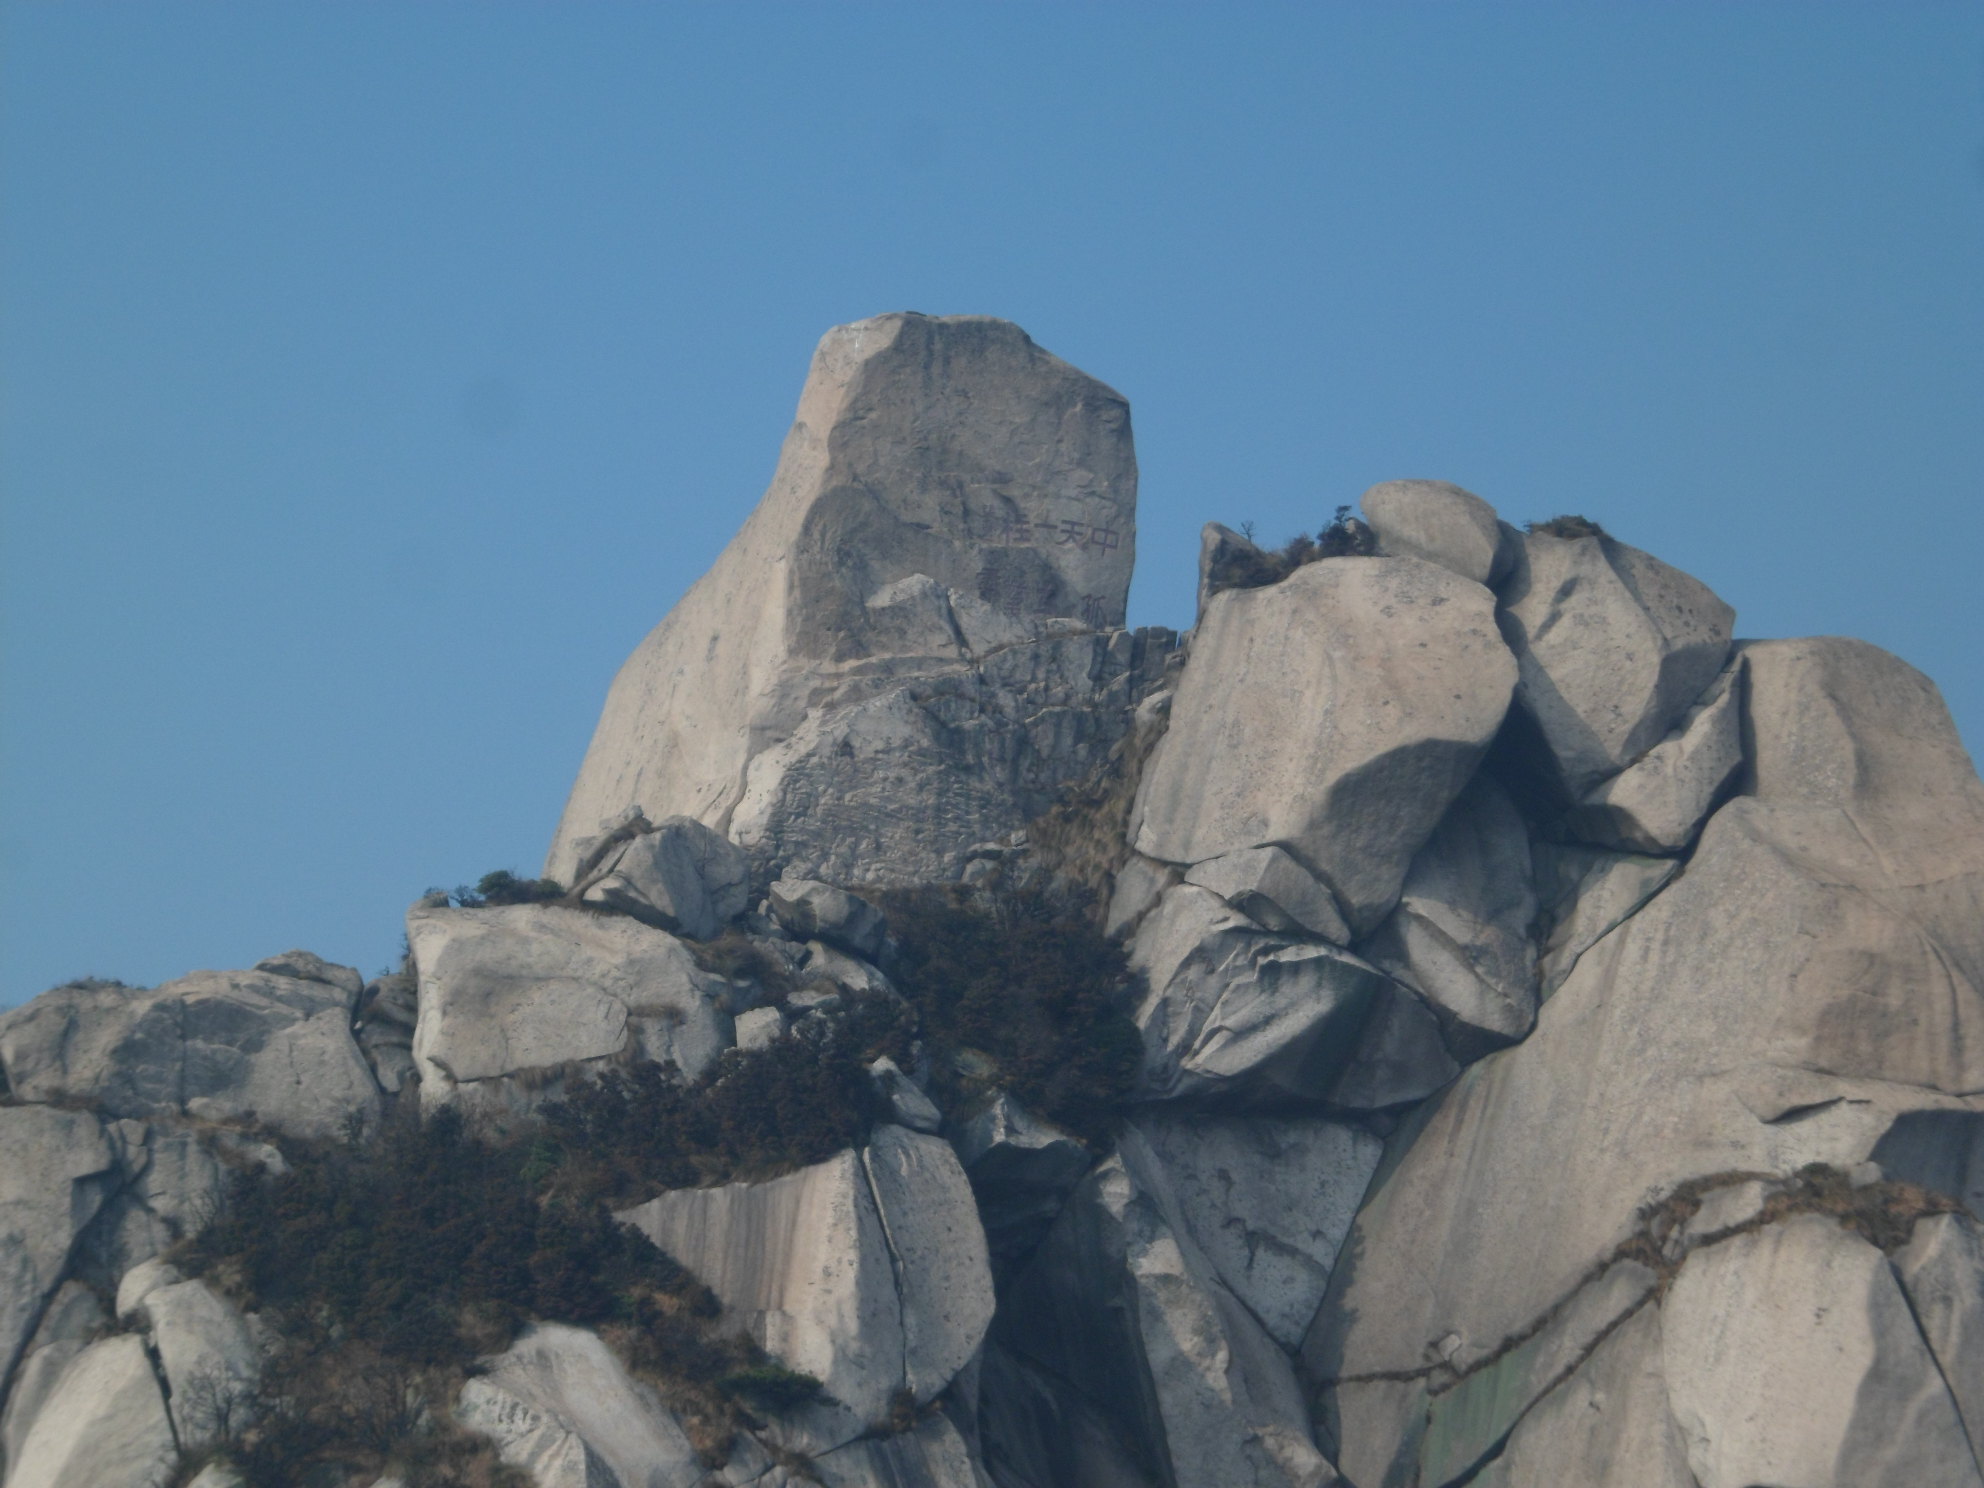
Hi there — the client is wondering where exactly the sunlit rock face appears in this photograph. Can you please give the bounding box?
[6,317,1984,1488]
[545,311,1162,890]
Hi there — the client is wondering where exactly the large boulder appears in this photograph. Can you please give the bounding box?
[1126,885,1388,1107]
[2,1335,176,1488]
[0,1107,118,1392]
[1360,775,1539,1063]
[0,960,379,1141]
[407,902,734,1117]
[1303,636,1984,1483]
[1131,556,1515,935]
[1568,654,1744,853]
[616,1125,993,1447]
[989,1127,1335,1488]
[1495,529,1735,799]
[133,1279,259,1451]
[1359,479,1507,586]
[455,1322,704,1488]
[574,812,751,941]
[546,313,1154,888]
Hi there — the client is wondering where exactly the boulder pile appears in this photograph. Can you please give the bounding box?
[2,314,1979,1488]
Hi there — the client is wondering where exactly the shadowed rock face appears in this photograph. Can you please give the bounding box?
[546,312,1146,888]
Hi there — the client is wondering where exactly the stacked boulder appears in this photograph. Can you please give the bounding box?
[2,319,1981,1488]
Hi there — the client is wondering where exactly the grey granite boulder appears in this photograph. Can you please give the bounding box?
[767,881,887,961]
[546,313,1145,888]
[455,1323,703,1488]
[616,1125,992,1446]
[2,1334,176,1488]
[1128,1114,1381,1350]
[1132,555,1515,935]
[1661,1215,1981,1488]
[1359,479,1506,585]
[0,962,379,1141]
[0,1107,117,1393]
[990,1127,1335,1488]
[1304,636,1984,1482]
[1127,885,1387,1106]
[1325,983,1460,1110]
[408,902,733,1118]
[134,1278,258,1450]
[1495,529,1735,798]
[577,814,751,941]
[1569,653,1744,853]
[1183,845,1350,943]
[1360,775,1539,1062]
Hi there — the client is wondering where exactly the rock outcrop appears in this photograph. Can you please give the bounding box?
[4,317,1982,1488]
[1131,554,1515,935]
[616,1125,993,1448]
[0,959,379,1141]
[546,312,1167,889]
[408,901,735,1118]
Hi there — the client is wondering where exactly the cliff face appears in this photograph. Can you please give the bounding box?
[2,317,1981,1488]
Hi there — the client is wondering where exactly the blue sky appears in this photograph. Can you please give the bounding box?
[4,3,1981,1004]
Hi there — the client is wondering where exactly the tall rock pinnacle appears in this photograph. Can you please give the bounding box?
[545,313,1157,887]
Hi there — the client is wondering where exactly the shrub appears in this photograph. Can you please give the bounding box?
[1206,505,1377,594]
[1526,513,1608,540]
[542,1005,904,1202]
[718,1364,824,1414]
[452,870,565,908]
[875,888,1143,1143]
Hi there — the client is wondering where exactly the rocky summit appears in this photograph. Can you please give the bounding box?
[2,313,1980,1488]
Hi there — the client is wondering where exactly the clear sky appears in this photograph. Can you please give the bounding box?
[4,3,1981,1005]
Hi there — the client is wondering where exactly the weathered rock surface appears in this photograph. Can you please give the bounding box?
[577,813,752,941]
[1324,983,1459,1110]
[0,1284,105,1481]
[547,313,1150,888]
[1305,635,1984,1480]
[0,962,379,1141]
[1126,885,1387,1106]
[408,902,732,1115]
[1569,654,1743,852]
[616,1126,992,1441]
[2,1335,176,1488]
[1361,775,1538,1062]
[1127,1115,1381,1350]
[1892,1213,1984,1469]
[951,1093,1093,1275]
[1662,1215,1982,1488]
[0,1107,117,1394]
[1468,1305,1696,1488]
[135,1278,258,1449]
[1132,556,1515,934]
[1183,846,1350,944]
[1495,529,1735,798]
[456,1323,704,1488]
[1359,479,1506,586]
[812,1409,989,1488]
[991,1128,1335,1488]
[767,882,887,961]
[1530,841,1680,999]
